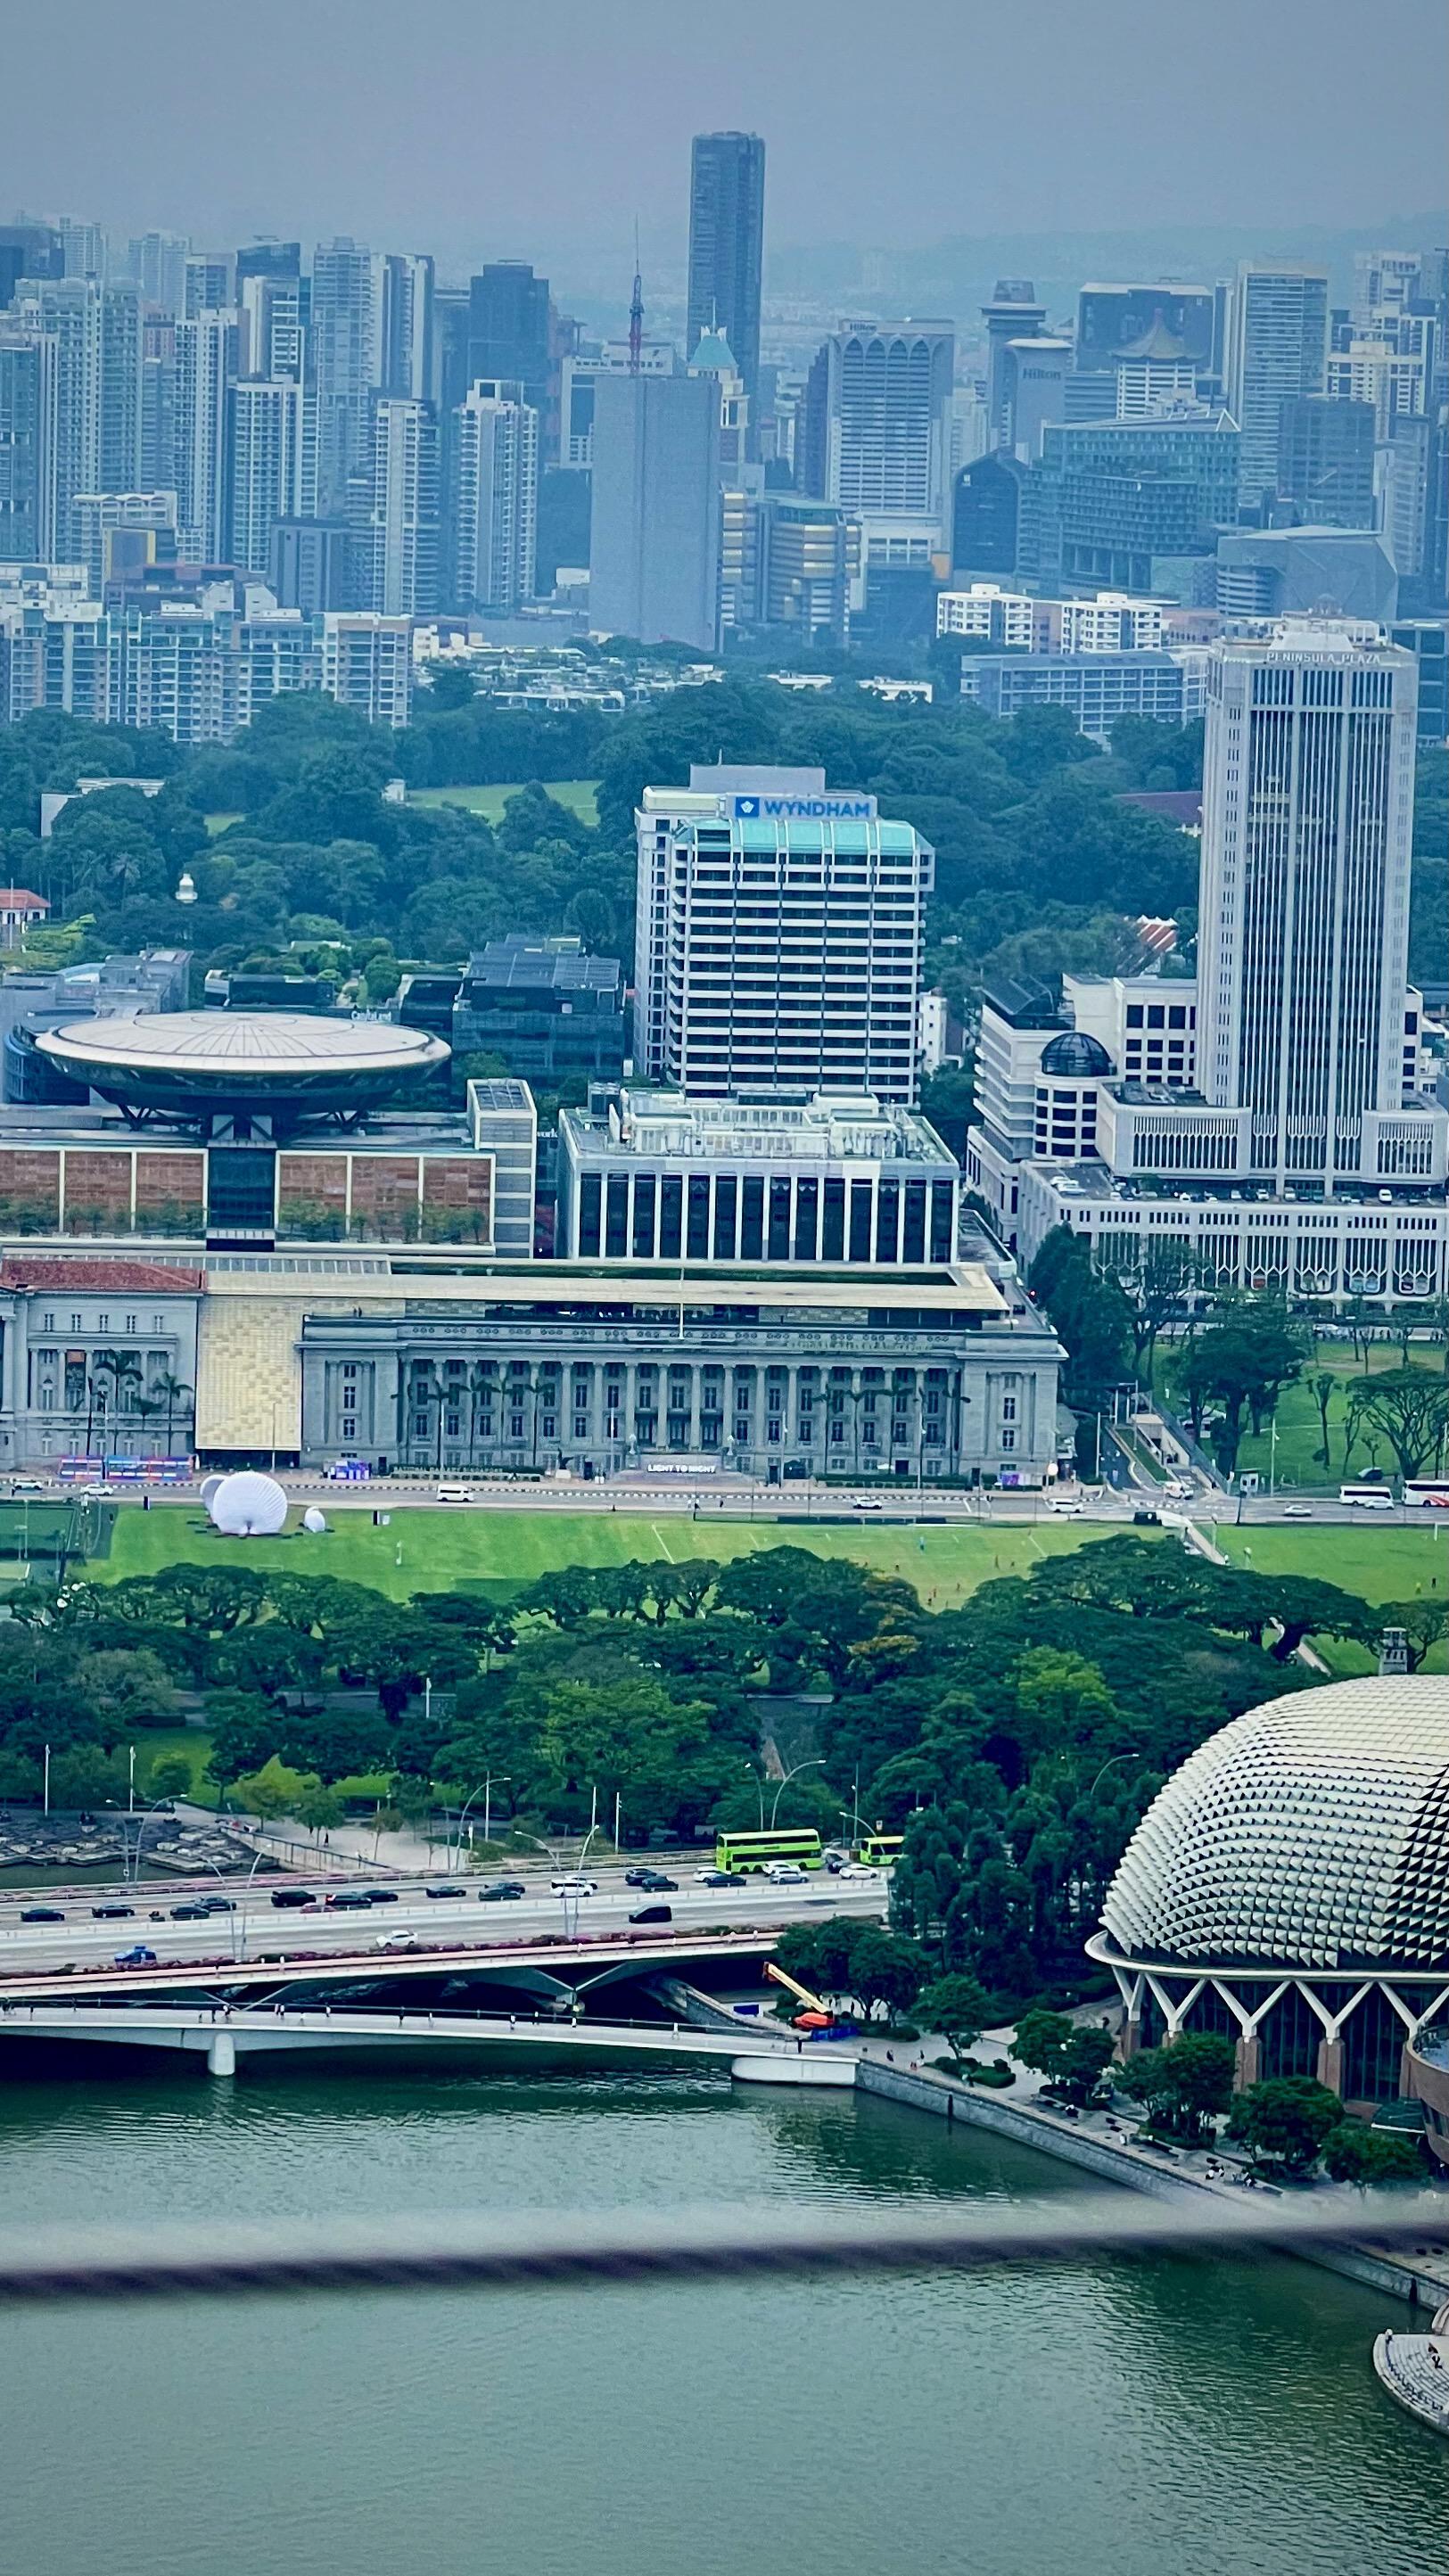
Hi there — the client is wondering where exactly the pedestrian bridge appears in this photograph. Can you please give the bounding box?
[0,1999,860,2084]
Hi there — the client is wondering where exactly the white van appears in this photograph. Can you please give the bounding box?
[436,1482,474,1504]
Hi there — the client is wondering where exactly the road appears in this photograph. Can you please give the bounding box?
[0,1866,888,1978]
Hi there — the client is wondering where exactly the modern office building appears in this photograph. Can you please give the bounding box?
[1391,618,1449,745]
[1091,1676,1449,2116]
[556,1087,959,1271]
[589,370,720,650]
[752,492,857,642]
[465,264,552,447]
[634,765,933,1105]
[815,321,954,563]
[451,378,538,613]
[1214,527,1397,622]
[967,622,1448,1300]
[1226,264,1330,508]
[367,396,439,617]
[999,337,1073,460]
[950,452,1024,576]
[228,378,305,577]
[398,935,626,1083]
[0,223,62,310]
[980,280,1048,450]
[1018,409,1239,593]
[958,648,1191,741]
[1276,394,1377,529]
[687,132,766,428]
[0,327,57,561]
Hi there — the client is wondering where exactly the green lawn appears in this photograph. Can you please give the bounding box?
[203,812,243,835]
[133,1725,217,1802]
[408,780,599,827]
[1217,1522,1449,1674]
[90,1504,1108,1611]
[1154,1334,1444,1492]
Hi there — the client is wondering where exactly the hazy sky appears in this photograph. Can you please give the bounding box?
[4,0,1445,270]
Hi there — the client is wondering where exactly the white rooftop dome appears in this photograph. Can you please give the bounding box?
[1099,1677,1449,1973]
[36,1011,449,1116]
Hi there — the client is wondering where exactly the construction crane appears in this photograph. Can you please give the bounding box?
[764,1960,845,2031]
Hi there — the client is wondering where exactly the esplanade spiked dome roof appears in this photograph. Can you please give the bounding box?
[37,1011,449,1115]
[1099,1677,1449,1972]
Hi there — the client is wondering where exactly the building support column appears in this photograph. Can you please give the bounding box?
[207,2028,236,2078]
[1234,2032,1261,2089]
[1316,2035,1345,2098]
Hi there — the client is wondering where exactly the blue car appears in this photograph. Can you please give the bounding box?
[113,1945,158,1967]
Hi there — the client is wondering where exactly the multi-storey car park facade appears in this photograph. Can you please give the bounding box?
[634,766,933,1106]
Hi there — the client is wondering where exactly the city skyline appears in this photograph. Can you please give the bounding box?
[1,0,1445,273]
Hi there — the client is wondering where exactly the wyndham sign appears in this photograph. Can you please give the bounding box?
[729,793,877,821]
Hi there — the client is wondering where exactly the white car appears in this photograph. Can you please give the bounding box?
[764,1863,809,1884]
[1358,1494,1395,1512]
[550,1875,599,1897]
[853,1496,885,1511]
[1282,1502,1313,1519]
[1048,1498,1083,1516]
[1164,1480,1194,1500]
[836,1864,880,1882]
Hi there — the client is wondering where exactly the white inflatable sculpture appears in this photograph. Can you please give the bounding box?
[207,1470,288,1538]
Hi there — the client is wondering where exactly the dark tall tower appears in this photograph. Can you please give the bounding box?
[687,132,765,419]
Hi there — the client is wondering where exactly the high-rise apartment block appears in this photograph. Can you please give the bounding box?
[1226,264,1329,509]
[309,240,383,514]
[687,132,765,424]
[368,397,439,617]
[0,327,57,562]
[229,377,306,576]
[634,766,933,1104]
[1018,410,1239,593]
[451,378,537,613]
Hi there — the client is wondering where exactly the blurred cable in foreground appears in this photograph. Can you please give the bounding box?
[0,2191,1445,2306]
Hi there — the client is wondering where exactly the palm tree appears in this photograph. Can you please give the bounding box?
[465,1362,493,1469]
[89,1348,142,1454]
[149,1371,194,1460]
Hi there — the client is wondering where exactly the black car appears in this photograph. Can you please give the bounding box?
[21,1906,63,1923]
[325,1890,374,1911]
[198,1897,235,1913]
[424,1884,465,1899]
[629,1903,673,1924]
[361,1888,399,1904]
[271,1889,317,1909]
[640,1872,678,1891]
[623,1867,660,1888]
[92,1904,134,1920]
[170,1903,210,1920]
[695,1872,734,1889]
[479,1881,525,1901]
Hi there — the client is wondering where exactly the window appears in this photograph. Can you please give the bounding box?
[1000,1428,1015,1451]
[510,1411,524,1438]
[341,1415,357,1442]
[96,1314,109,1333]
[412,1411,428,1437]
[445,1412,460,1437]
[541,1415,556,1441]
[573,1414,589,1441]
[1001,1395,1017,1421]
[42,1313,54,1331]
[124,1313,136,1335]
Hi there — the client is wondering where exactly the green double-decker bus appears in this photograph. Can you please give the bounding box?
[713,1829,824,1875]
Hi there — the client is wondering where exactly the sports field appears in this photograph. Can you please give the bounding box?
[91,1505,1106,1609]
[1216,1521,1449,1674]
[408,780,599,827]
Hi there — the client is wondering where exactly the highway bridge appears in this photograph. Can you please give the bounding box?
[0,1996,860,2083]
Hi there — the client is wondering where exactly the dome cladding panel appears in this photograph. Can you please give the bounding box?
[34,1012,449,1106]
[1099,1678,1449,1972]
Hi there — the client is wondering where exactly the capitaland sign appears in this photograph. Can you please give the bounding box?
[729,793,877,820]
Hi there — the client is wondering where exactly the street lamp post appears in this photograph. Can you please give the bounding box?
[770,1757,825,1831]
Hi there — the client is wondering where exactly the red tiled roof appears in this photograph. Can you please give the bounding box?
[0,1257,203,1294]
[0,890,48,910]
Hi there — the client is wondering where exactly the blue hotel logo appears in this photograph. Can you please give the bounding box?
[731,793,877,819]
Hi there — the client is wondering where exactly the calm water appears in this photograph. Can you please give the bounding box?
[0,2047,1442,2576]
